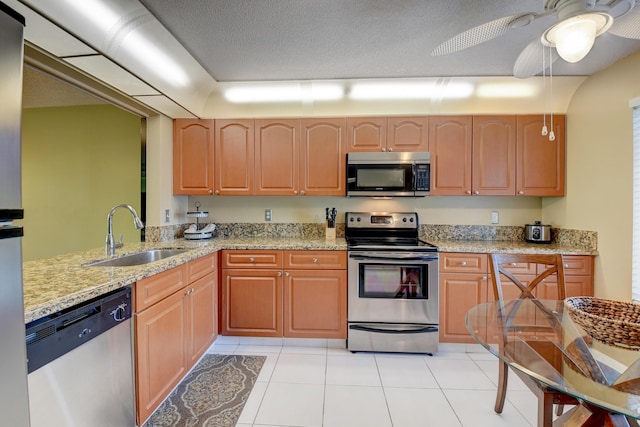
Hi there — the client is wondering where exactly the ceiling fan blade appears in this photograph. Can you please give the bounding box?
[609,2,640,39]
[431,13,536,56]
[513,37,559,79]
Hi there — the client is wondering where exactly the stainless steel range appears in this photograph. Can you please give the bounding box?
[346,212,439,354]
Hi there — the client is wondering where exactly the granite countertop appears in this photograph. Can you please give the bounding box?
[23,235,594,324]
[22,237,346,323]
[430,239,598,255]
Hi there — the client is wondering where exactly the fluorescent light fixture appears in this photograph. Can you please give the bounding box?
[65,0,119,32]
[477,82,538,98]
[349,80,473,100]
[224,83,343,103]
[350,81,436,100]
[65,0,189,87]
[542,12,613,63]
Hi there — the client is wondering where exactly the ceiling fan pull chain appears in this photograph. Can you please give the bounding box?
[541,45,548,136]
[549,46,556,142]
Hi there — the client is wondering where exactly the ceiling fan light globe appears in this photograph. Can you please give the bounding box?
[555,19,597,62]
[541,12,613,63]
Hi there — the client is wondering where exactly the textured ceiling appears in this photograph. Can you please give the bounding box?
[22,67,105,109]
[139,0,640,81]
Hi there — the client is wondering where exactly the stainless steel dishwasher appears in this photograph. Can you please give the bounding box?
[26,287,135,427]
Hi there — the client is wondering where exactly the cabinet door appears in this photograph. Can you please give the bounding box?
[221,269,283,337]
[300,118,347,196]
[516,115,566,196]
[439,272,489,343]
[472,115,516,196]
[346,117,387,152]
[536,275,594,299]
[387,116,429,152]
[186,272,217,366]
[135,290,188,425]
[215,119,254,195]
[173,119,215,195]
[255,119,300,195]
[429,116,473,195]
[284,269,347,339]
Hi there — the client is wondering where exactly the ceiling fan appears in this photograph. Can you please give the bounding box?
[431,0,640,78]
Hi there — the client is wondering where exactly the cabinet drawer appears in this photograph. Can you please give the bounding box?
[537,255,594,276]
[284,250,347,269]
[187,252,218,282]
[221,250,283,268]
[500,261,537,275]
[135,264,187,312]
[440,253,487,274]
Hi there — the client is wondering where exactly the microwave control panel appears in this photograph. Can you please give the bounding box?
[414,164,430,192]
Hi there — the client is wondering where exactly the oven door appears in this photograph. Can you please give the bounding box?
[348,251,439,325]
[346,163,415,197]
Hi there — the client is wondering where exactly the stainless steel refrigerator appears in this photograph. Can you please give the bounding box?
[0,2,30,426]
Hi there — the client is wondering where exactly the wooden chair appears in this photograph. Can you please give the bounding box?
[489,253,579,427]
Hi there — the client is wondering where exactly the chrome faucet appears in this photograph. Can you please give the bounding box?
[105,204,144,256]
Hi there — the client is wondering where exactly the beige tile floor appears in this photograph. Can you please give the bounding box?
[206,337,542,427]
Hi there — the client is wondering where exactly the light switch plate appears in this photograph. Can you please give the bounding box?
[491,211,499,224]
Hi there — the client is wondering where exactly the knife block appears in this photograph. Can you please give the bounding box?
[325,226,336,241]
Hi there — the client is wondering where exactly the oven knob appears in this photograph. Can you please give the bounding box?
[357,217,361,222]
[409,218,414,222]
[349,217,354,222]
[402,217,407,222]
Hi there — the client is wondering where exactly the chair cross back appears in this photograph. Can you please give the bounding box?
[489,253,567,302]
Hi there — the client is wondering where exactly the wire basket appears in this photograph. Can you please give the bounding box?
[565,297,640,350]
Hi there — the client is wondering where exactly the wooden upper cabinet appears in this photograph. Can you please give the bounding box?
[472,116,516,196]
[516,115,566,196]
[429,116,473,195]
[300,118,347,196]
[255,119,300,196]
[387,116,429,152]
[173,119,215,195]
[347,117,387,152]
[214,119,254,195]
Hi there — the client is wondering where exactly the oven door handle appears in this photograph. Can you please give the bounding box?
[349,324,438,334]
[349,254,438,262]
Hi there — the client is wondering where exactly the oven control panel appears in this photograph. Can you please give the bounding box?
[345,212,418,229]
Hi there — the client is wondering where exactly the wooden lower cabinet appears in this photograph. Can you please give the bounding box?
[221,249,347,339]
[221,269,283,337]
[439,253,595,344]
[284,269,347,338]
[135,254,218,425]
[439,272,489,343]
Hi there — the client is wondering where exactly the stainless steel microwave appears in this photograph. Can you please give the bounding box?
[346,152,430,197]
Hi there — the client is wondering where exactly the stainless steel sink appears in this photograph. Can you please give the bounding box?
[84,249,189,267]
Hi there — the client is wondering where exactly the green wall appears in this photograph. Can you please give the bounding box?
[22,104,141,261]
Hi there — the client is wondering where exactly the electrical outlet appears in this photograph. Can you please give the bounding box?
[165,209,170,223]
[265,209,272,222]
[491,211,499,224]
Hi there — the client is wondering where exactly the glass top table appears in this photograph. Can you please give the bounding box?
[466,299,640,426]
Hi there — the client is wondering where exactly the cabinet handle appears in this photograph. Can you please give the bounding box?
[285,272,290,277]
[277,271,282,277]
[564,264,569,268]
[518,191,524,195]
[312,257,318,263]
[208,189,213,194]
[214,190,219,195]
[300,190,305,195]
[381,148,386,152]
[474,191,480,195]
[249,257,255,262]
[465,190,471,195]
[510,262,517,266]
[461,261,467,266]
[293,190,298,195]
[388,147,393,152]
[482,276,487,280]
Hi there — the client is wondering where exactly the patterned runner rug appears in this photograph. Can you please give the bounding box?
[143,354,265,427]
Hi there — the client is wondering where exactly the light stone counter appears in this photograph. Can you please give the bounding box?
[23,237,347,323]
[431,239,598,255]
[23,235,594,323]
